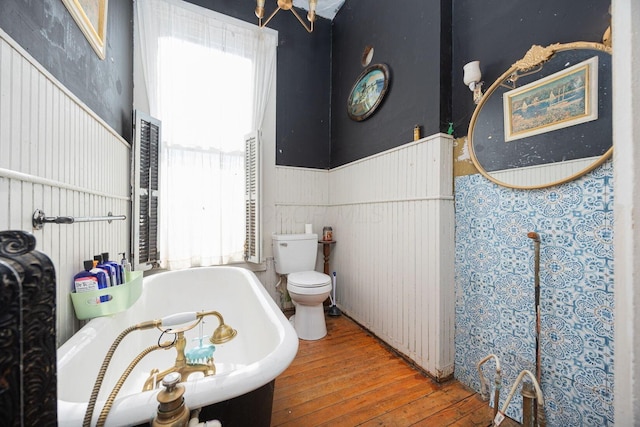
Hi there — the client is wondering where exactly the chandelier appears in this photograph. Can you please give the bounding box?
[255,0,318,33]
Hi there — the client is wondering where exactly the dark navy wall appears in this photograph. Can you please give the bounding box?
[329,0,609,168]
[186,0,333,169]
[330,0,452,168]
[0,1,611,168]
[0,0,331,167]
[451,0,611,138]
[0,1,133,141]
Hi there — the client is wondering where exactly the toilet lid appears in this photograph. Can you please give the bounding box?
[288,271,331,288]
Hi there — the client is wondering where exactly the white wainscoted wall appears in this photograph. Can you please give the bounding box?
[0,30,130,346]
[272,134,456,379]
[329,134,455,379]
[261,166,331,308]
[489,156,602,188]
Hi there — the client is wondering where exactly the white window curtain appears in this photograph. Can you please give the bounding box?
[135,0,277,270]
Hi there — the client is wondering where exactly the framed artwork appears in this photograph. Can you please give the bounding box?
[503,55,598,142]
[62,0,109,60]
[347,63,390,121]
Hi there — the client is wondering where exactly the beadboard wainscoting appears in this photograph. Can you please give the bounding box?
[274,166,331,236]
[273,135,456,379]
[0,30,130,346]
[269,166,331,307]
[329,134,455,379]
[488,156,602,188]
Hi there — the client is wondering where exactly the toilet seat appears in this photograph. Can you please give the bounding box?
[288,271,331,288]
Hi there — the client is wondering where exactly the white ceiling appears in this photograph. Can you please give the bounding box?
[292,0,346,20]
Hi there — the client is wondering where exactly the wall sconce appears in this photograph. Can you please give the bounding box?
[256,0,317,33]
[463,61,483,104]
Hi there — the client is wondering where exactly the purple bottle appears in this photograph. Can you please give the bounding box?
[94,254,117,287]
[101,252,123,285]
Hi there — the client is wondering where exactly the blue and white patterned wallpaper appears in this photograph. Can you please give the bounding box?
[454,160,614,426]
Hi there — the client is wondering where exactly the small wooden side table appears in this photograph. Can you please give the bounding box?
[318,240,336,275]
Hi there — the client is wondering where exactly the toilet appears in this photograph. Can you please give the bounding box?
[272,233,332,340]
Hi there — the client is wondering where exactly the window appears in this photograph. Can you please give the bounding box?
[135,0,276,269]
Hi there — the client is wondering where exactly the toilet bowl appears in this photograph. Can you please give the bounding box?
[287,271,332,340]
[272,233,332,341]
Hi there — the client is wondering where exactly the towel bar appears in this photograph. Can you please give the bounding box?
[32,209,126,230]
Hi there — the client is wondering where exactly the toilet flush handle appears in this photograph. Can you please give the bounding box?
[280,242,288,247]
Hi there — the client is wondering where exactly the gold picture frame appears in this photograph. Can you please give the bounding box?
[503,56,598,142]
[62,0,108,60]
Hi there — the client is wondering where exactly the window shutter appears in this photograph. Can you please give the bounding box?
[132,110,161,270]
[244,131,261,264]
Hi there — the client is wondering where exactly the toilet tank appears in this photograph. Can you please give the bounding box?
[272,233,318,274]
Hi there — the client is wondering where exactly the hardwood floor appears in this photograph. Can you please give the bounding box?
[272,314,519,427]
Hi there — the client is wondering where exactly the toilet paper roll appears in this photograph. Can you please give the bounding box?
[305,224,313,234]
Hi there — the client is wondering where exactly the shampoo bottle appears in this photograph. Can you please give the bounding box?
[94,254,117,287]
[101,252,123,285]
[73,260,109,303]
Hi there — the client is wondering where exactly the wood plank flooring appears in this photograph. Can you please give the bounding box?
[272,314,519,427]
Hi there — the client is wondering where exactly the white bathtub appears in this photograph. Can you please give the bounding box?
[57,267,299,426]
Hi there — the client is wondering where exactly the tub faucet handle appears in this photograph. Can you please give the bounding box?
[161,372,181,389]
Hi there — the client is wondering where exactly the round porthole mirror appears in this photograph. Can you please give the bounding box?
[468,41,612,189]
